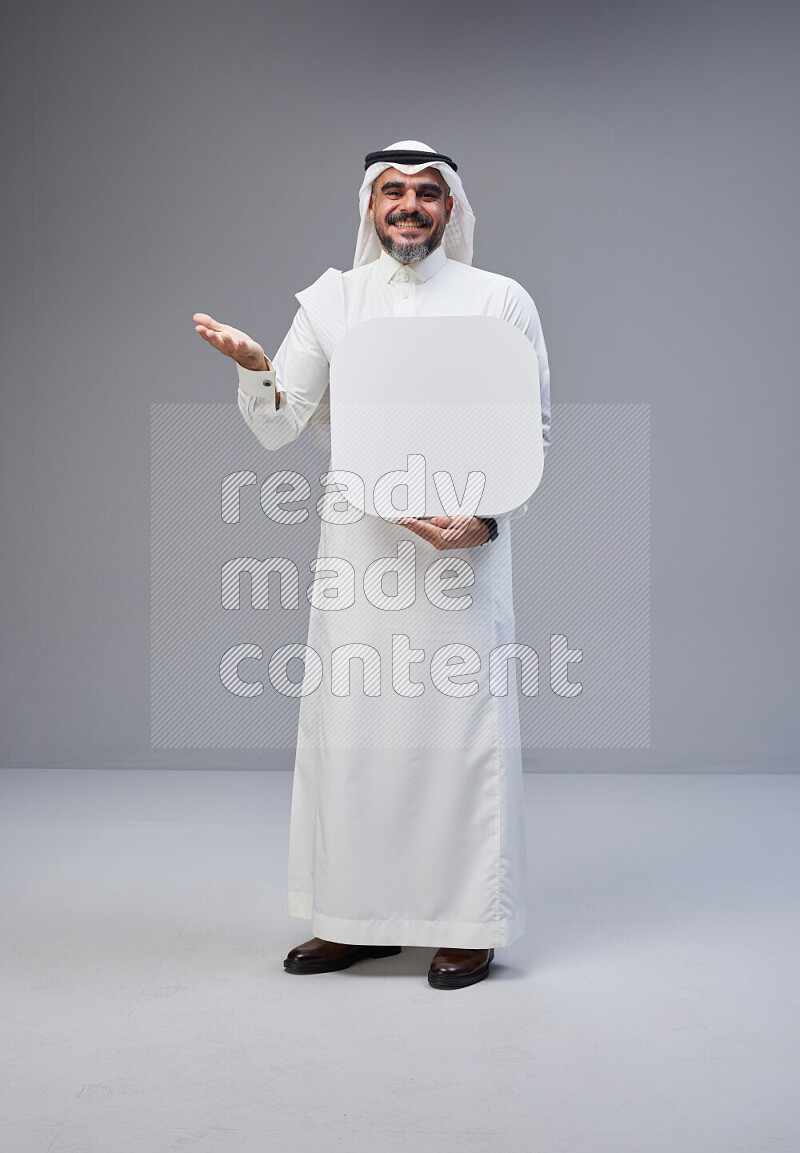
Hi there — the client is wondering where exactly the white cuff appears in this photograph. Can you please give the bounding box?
[236,361,278,400]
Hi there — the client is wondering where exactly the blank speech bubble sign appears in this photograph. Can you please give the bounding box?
[329,315,543,518]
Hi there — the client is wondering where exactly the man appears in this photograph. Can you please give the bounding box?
[193,140,551,989]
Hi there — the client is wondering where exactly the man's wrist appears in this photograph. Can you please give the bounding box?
[237,353,270,372]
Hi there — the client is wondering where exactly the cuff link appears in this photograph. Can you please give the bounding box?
[253,369,277,392]
[237,362,277,400]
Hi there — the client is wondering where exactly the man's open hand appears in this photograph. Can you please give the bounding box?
[193,313,268,371]
[397,514,491,550]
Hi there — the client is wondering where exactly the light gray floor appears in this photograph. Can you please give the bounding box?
[1,769,798,1153]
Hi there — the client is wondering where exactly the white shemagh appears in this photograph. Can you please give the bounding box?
[354,139,476,268]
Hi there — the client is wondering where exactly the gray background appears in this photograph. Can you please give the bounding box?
[2,0,797,772]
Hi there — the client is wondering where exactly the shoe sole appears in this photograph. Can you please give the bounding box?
[284,945,402,974]
[427,948,495,989]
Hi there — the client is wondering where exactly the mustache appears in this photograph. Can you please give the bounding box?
[386,211,434,227]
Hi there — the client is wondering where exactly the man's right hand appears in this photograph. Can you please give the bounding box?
[193,313,269,371]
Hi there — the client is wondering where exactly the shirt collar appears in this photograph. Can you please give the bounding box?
[376,244,447,284]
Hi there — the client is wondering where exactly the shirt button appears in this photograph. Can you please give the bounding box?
[401,290,410,299]
[397,271,409,283]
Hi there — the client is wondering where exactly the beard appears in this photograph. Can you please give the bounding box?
[375,211,447,265]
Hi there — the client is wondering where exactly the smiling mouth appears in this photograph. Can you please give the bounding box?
[389,218,431,231]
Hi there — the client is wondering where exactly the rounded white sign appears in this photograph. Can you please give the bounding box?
[329,315,543,518]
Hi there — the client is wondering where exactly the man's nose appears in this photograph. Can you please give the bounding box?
[399,189,419,212]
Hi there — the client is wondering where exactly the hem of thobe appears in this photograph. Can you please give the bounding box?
[287,892,526,949]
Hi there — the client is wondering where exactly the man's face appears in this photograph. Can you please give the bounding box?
[368,167,453,265]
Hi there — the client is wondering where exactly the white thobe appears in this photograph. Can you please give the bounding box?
[237,244,550,948]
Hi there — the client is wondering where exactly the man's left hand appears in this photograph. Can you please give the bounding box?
[396,515,490,550]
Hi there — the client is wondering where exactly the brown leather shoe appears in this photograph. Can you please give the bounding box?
[284,936,402,974]
[427,947,495,989]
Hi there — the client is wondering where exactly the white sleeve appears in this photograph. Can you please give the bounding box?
[499,280,552,522]
[237,305,330,452]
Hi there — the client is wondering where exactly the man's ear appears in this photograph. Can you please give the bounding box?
[445,195,454,224]
[368,191,375,219]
